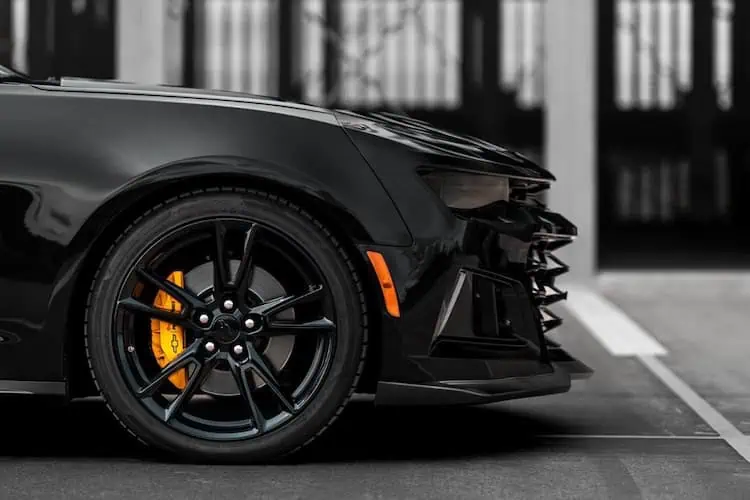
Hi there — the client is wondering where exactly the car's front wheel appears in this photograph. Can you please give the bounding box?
[85,189,367,463]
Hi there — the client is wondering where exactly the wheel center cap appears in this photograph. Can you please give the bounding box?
[212,315,241,344]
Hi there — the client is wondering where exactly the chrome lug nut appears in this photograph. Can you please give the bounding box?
[205,341,216,353]
[244,318,255,330]
[198,313,210,325]
[233,345,244,355]
[223,299,234,311]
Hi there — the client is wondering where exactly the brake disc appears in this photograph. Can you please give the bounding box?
[150,262,295,397]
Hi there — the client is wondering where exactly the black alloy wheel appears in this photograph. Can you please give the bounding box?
[85,189,368,463]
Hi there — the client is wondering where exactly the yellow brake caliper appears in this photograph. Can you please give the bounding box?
[150,271,187,389]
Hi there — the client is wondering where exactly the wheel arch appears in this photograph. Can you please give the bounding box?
[65,173,384,398]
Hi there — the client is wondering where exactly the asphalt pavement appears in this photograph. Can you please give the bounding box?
[2,273,750,499]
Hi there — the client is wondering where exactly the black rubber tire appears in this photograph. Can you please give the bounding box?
[84,188,368,463]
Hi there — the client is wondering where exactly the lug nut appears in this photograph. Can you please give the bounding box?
[223,299,234,311]
[205,342,216,353]
[244,318,255,330]
[198,313,210,325]
[233,345,244,355]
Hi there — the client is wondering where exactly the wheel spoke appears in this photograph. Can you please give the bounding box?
[136,341,201,398]
[112,216,341,439]
[253,285,324,318]
[247,343,296,414]
[229,359,266,433]
[263,317,335,338]
[212,221,231,297]
[233,223,259,293]
[135,268,205,310]
[118,297,188,326]
[164,354,219,423]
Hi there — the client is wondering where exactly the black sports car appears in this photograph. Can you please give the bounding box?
[0,64,590,462]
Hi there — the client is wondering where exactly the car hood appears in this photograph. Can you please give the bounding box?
[43,77,335,121]
[49,78,552,182]
[56,77,285,101]
[334,110,555,182]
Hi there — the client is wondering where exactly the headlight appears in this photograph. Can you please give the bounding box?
[420,170,510,209]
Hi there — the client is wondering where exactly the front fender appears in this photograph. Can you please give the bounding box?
[0,87,411,383]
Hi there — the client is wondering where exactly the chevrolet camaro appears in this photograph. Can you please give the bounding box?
[0,64,590,462]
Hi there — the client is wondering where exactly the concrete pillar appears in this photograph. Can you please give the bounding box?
[9,0,27,72]
[544,0,597,283]
[116,0,184,84]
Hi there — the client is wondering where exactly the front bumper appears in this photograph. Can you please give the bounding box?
[361,201,592,405]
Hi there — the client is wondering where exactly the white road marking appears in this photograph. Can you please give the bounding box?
[638,354,750,463]
[563,285,668,356]
[540,434,721,440]
[566,285,750,463]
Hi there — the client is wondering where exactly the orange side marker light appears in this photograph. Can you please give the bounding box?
[366,251,400,318]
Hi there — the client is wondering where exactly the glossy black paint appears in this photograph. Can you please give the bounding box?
[0,70,589,404]
[0,79,409,383]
